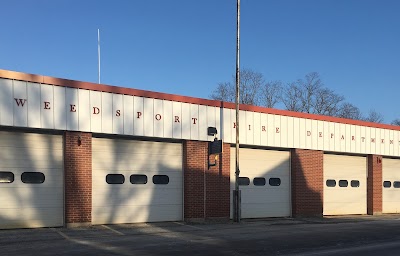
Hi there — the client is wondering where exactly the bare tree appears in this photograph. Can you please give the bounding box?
[281,82,303,111]
[314,88,345,116]
[210,82,234,102]
[281,72,344,115]
[261,80,282,108]
[336,102,363,120]
[297,72,323,113]
[239,69,263,105]
[209,69,264,105]
[363,109,384,123]
[392,119,400,126]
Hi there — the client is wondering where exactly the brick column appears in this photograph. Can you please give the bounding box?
[367,155,382,215]
[291,149,323,217]
[205,143,230,220]
[64,132,92,227]
[183,141,230,222]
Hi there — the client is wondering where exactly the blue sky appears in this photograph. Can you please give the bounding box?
[1,0,399,123]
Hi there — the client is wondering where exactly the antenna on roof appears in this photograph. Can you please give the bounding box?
[98,28,101,84]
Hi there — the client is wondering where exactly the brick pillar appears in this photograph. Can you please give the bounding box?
[205,143,230,220]
[291,149,323,217]
[367,155,382,215]
[64,132,92,227]
[183,141,230,221]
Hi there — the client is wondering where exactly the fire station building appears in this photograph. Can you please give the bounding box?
[0,69,399,229]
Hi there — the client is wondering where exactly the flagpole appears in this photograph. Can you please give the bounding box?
[98,29,101,84]
[233,0,241,223]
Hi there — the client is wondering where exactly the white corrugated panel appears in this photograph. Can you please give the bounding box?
[323,154,367,215]
[230,147,291,218]
[382,158,400,213]
[0,131,64,229]
[92,138,183,224]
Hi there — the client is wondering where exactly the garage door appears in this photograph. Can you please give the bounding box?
[92,138,183,224]
[230,147,291,219]
[0,131,64,229]
[323,154,367,215]
[382,158,400,213]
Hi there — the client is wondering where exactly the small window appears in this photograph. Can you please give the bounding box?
[253,177,266,186]
[106,174,125,184]
[21,172,45,184]
[394,181,400,188]
[0,172,14,183]
[153,175,169,185]
[339,180,348,187]
[326,179,336,187]
[383,181,391,188]
[130,174,148,184]
[238,177,250,186]
[351,180,360,188]
[269,178,281,186]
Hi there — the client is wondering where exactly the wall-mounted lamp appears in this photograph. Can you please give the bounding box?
[78,135,82,146]
[207,127,218,136]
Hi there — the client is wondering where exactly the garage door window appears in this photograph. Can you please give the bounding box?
[130,174,148,184]
[0,172,14,183]
[339,180,348,187]
[21,172,45,184]
[394,181,400,188]
[269,178,281,186]
[351,180,360,188]
[326,179,336,187]
[153,175,169,185]
[238,177,250,186]
[253,177,266,186]
[106,174,125,184]
[383,181,391,188]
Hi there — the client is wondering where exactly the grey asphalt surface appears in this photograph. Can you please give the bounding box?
[1,215,400,256]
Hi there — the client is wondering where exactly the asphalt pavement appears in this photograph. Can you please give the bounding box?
[1,215,400,256]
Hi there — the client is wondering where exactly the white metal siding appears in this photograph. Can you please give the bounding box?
[323,154,367,215]
[230,147,291,218]
[382,158,400,213]
[0,131,64,229]
[92,138,183,224]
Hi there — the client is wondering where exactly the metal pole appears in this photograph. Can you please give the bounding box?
[98,29,101,84]
[233,0,241,223]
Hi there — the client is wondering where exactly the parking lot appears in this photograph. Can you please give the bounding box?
[1,215,400,256]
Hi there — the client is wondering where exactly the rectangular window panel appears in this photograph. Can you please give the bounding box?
[153,175,169,185]
[106,174,125,184]
[394,181,400,188]
[130,174,148,184]
[383,181,391,188]
[238,177,250,186]
[326,179,336,187]
[351,180,360,188]
[21,172,45,184]
[339,180,348,187]
[253,177,266,186]
[269,178,281,186]
[0,172,14,183]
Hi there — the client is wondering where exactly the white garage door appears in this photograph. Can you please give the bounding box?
[230,147,291,219]
[0,131,64,229]
[92,138,183,225]
[382,158,400,213]
[323,154,367,215]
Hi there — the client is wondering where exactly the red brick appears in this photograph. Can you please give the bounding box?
[64,131,92,224]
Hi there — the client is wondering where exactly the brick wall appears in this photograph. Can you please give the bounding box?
[205,143,230,219]
[291,149,323,217]
[64,131,92,225]
[367,155,382,215]
[183,141,230,221]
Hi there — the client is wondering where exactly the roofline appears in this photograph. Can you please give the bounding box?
[1,68,399,131]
